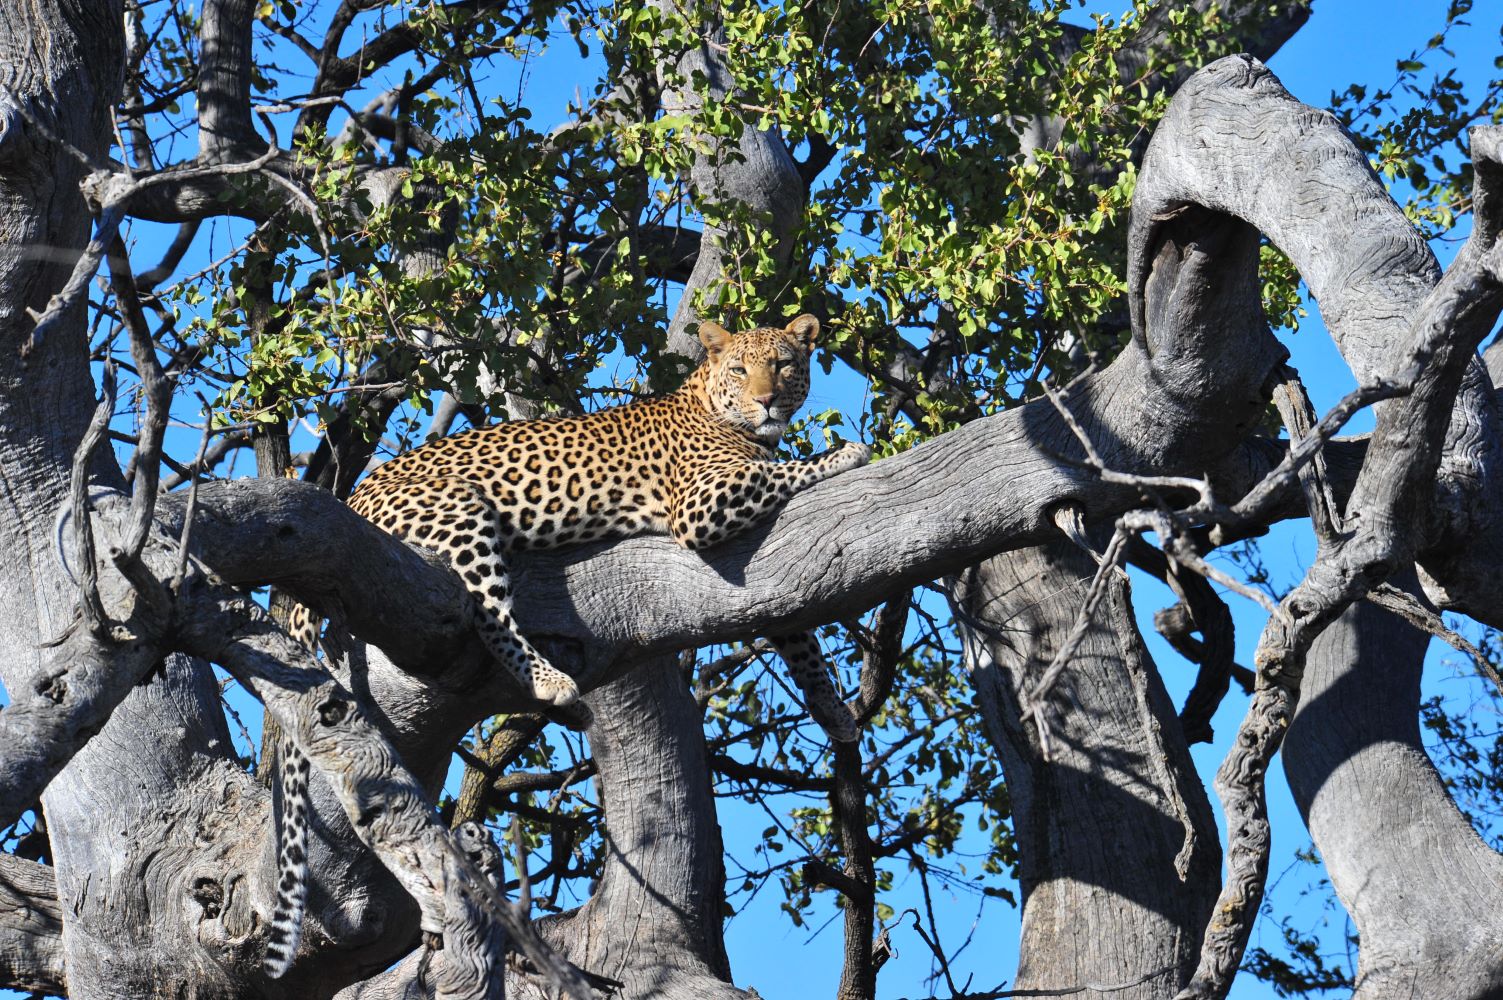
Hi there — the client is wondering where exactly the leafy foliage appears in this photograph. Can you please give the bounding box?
[1329,0,1502,239]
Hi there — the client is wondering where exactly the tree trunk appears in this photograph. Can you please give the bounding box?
[1283,588,1503,998]
[952,540,1221,996]
[0,3,269,997]
[518,658,747,1000]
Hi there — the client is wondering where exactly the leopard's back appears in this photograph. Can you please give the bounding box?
[348,391,764,553]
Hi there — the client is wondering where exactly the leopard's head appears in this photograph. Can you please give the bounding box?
[697,315,819,442]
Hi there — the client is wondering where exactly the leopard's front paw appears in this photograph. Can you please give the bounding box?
[831,441,871,471]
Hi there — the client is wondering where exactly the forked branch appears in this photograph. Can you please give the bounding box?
[1179,122,1503,1000]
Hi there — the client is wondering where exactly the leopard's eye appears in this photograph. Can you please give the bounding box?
[730,365,747,377]
[774,359,790,371]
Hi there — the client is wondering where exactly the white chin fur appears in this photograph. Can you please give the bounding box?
[756,419,787,440]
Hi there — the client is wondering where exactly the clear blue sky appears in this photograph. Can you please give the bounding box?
[4,3,1499,999]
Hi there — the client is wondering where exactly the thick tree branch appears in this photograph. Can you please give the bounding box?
[523,660,748,1000]
[0,854,64,994]
[1284,591,1503,996]
[1130,57,1503,998]
[198,0,260,156]
[150,147,1284,708]
[950,537,1220,996]
[0,507,169,830]
[161,372,1248,696]
[177,592,589,999]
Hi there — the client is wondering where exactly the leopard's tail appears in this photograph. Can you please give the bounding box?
[264,738,311,977]
[768,631,861,743]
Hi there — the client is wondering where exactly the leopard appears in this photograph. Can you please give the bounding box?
[262,314,870,977]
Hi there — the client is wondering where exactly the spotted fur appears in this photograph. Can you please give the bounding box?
[263,315,866,975]
[262,739,310,978]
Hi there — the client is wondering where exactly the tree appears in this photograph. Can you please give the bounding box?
[1,0,1501,998]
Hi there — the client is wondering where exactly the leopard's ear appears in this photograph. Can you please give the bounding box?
[785,314,820,353]
[698,321,733,356]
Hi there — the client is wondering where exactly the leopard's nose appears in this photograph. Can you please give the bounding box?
[753,393,775,407]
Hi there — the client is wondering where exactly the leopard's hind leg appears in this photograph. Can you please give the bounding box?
[767,631,860,743]
[356,476,581,708]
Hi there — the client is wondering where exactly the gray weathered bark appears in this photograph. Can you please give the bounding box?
[338,661,745,1000]
[0,4,584,996]
[1126,58,1503,998]
[0,854,65,994]
[0,2,236,997]
[518,661,745,1000]
[1286,590,1503,998]
[952,541,1221,998]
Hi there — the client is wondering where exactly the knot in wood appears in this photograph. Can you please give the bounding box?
[33,672,67,704]
[317,696,348,726]
[192,876,224,919]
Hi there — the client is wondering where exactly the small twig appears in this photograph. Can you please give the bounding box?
[252,95,344,115]
[1023,524,1129,759]
[25,200,128,358]
[172,413,214,593]
[509,814,532,913]
[1044,385,1218,508]
[1148,522,1283,619]
[1269,365,1344,541]
[149,218,281,301]
[106,235,171,565]
[893,963,1176,999]
[912,863,962,997]
[159,429,252,490]
[1050,503,1101,563]
[67,363,117,639]
[218,678,260,767]
[693,640,774,703]
[1366,583,1503,697]
[1019,331,1063,401]
[1230,373,1410,528]
[21,100,282,356]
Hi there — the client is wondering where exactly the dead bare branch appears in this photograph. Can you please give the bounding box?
[1365,583,1503,697]
[106,235,172,564]
[1023,524,1129,759]
[64,364,116,639]
[1268,366,1345,541]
